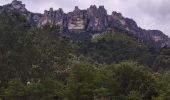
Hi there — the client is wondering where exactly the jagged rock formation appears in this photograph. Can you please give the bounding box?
[0,0,170,48]
[0,0,42,26]
[67,6,87,32]
[86,5,108,32]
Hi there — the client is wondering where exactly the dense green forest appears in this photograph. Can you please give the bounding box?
[0,11,170,100]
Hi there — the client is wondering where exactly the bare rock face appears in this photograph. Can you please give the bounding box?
[1,0,170,48]
[108,11,129,31]
[11,0,26,12]
[111,12,126,25]
[67,6,87,32]
[37,5,109,32]
[0,0,43,26]
[0,0,27,13]
[87,5,108,32]
[38,8,66,30]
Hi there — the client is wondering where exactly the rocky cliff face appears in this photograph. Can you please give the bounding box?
[1,0,170,48]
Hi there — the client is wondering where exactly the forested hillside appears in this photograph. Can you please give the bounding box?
[0,11,170,100]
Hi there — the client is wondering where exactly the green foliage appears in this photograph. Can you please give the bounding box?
[0,11,34,86]
[3,78,65,100]
[65,61,158,100]
[81,31,153,65]
[66,62,97,100]
[109,62,158,100]
[153,72,170,100]
[0,12,72,87]
[0,11,170,100]
[153,48,170,71]
[28,26,72,80]
[127,91,143,100]
[3,79,26,100]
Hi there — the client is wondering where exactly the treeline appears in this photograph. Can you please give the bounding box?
[2,62,170,100]
[0,11,170,100]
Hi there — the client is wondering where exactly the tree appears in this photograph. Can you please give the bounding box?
[27,25,72,81]
[153,72,170,100]
[3,78,65,100]
[66,62,97,100]
[153,48,170,71]
[111,62,158,100]
[3,79,26,100]
[0,11,34,86]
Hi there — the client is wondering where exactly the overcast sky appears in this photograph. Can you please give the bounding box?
[0,0,170,36]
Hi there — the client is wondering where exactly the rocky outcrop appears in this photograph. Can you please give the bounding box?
[67,6,87,32]
[1,0,170,48]
[86,5,108,32]
[0,0,26,13]
[36,4,109,33]
[0,0,42,26]
[38,8,66,30]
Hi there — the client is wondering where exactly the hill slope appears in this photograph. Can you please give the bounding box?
[0,3,170,100]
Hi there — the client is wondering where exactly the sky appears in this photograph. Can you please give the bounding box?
[0,0,170,36]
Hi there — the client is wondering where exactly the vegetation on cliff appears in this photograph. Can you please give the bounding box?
[0,11,170,100]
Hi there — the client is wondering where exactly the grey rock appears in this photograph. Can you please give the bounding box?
[1,0,170,48]
[38,8,66,30]
[87,5,108,32]
[11,0,26,12]
[67,6,88,32]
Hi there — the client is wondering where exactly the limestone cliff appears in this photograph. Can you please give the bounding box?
[0,0,170,48]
